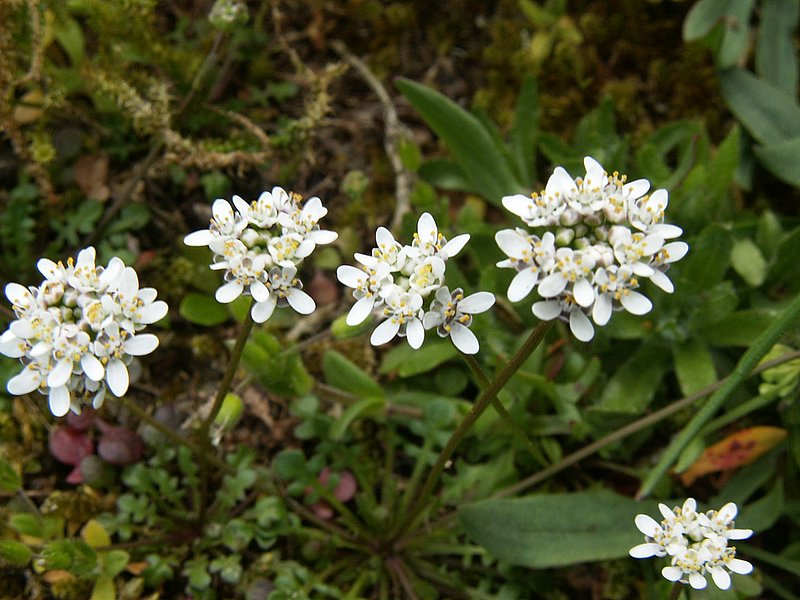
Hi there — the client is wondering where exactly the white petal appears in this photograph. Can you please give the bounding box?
[661,566,682,582]
[5,282,32,306]
[710,568,730,590]
[48,359,73,388]
[569,310,594,342]
[232,194,249,214]
[592,294,612,326]
[417,213,437,240]
[251,296,277,323]
[532,300,561,321]
[212,198,233,220]
[727,558,753,574]
[501,194,531,217]
[718,502,738,521]
[727,528,752,540]
[308,230,338,245]
[37,258,60,279]
[138,301,168,323]
[347,296,375,326]
[634,514,660,537]
[573,278,595,307]
[337,265,366,288]
[495,229,531,258]
[620,291,652,315]
[250,280,270,303]
[663,241,689,263]
[81,354,105,382]
[184,230,215,246]
[538,273,567,298]
[0,331,25,358]
[106,359,129,396]
[371,319,400,346]
[508,269,539,302]
[649,270,674,293]
[629,543,661,558]
[658,503,674,520]
[450,322,479,354]
[49,386,71,417]
[458,291,495,314]
[118,267,139,297]
[441,234,470,258]
[215,281,244,304]
[406,319,425,349]
[689,573,707,590]
[7,369,41,395]
[287,289,316,315]
[422,311,443,330]
[545,166,577,196]
[124,333,159,356]
[624,179,650,200]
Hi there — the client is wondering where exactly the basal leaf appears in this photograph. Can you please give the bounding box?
[0,540,32,566]
[510,76,539,185]
[730,238,768,287]
[395,78,522,204]
[753,136,800,187]
[379,338,459,377]
[698,309,779,347]
[597,344,669,413]
[755,0,799,96]
[179,292,230,326]
[673,339,717,396]
[329,396,386,441]
[322,350,384,398]
[460,490,654,568]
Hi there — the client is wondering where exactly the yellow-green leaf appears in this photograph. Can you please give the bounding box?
[81,519,111,548]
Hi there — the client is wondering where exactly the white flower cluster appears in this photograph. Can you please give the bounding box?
[0,247,168,417]
[630,498,754,590]
[184,187,337,323]
[337,213,495,354]
[496,157,688,341]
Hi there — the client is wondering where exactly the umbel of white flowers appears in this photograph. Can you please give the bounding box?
[337,213,495,354]
[0,247,168,417]
[496,156,688,341]
[184,187,337,323]
[630,498,754,590]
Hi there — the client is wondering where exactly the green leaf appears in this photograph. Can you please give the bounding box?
[395,78,522,204]
[680,224,732,291]
[716,0,755,69]
[53,14,85,66]
[636,121,709,189]
[418,158,473,192]
[179,293,230,326]
[753,136,800,187]
[510,76,539,185]
[755,0,799,96]
[768,225,800,287]
[719,69,800,145]
[329,396,386,441]
[90,575,115,600]
[10,513,43,538]
[0,540,32,566]
[105,203,150,235]
[597,345,669,413]
[683,0,732,40]
[755,210,784,260]
[0,458,21,492]
[739,478,784,532]
[379,338,459,377]
[673,340,717,396]
[103,549,130,578]
[460,490,653,568]
[730,238,768,287]
[699,309,779,347]
[273,449,307,479]
[322,350,384,398]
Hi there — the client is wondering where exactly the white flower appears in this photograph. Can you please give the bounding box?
[336,261,394,326]
[185,187,334,323]
[408,213,470,260]
[422,287,495,354]
[371,288,425,349]
[1,248,165,416]
[630,498,754,590]
[497,156,687,341]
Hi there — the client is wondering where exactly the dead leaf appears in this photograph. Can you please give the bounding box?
[14,88,45,124]
[680,426,787,486]
[73,153,110,201]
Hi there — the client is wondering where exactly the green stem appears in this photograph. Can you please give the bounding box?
[667,581,684,600]
[394,320,553,536]
[461,353,547,465]
[198,301,256,523]
[637,290,800,499]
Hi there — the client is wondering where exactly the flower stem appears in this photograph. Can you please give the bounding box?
[461,353,547,465]
[667,582,684,600]
[394,320,553,536]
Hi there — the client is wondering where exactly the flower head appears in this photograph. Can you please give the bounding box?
[185,187,336,323]
[338,213,494,352]
[1,248,167,417]
[630,498,754,590]
[497,157,688,341]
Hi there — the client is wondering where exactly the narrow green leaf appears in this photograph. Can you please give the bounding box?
[598,344,669,413]
[510,76,539,185]
[0,540,32,566]
[322,350,384,398]
[53,15,85,66]
[716,0,755,69]
[379,338,459,377]
[719,69,800,145]
[460,490,655,568]
[680,224,732,291]
[329,396,386,441]
[395,78,522,204]
[179,292,230,326]
[754,136,800,187]
[90,575,116,600]
[768,225,800,286]
[673,340,717,396]
[418,158,473,192]
[730,238,768,287]
[739,478,784,532]
[756,0,799,96]
[698,309,779,347]
[10,513,43,538]
[683,0,731,40]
